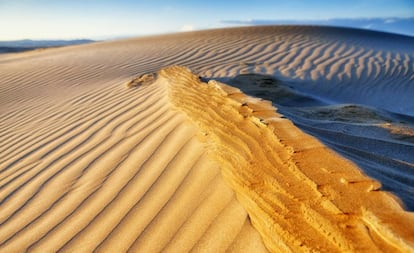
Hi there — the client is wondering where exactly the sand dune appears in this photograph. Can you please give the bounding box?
[0,67,267,252]
[1,26,414,252]
[163,66,414,252]
[2,26,413,115]
[224,73,414,210]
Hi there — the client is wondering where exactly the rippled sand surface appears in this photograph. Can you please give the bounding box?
[1,26,413,252]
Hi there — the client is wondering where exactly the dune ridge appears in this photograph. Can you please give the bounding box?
[163,66,414,252]
[222,73,414,210]
[0,66,268,252]
[2,26,413,115]
[1,26,414,252]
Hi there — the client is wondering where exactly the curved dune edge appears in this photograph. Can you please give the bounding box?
[161,66,414,253]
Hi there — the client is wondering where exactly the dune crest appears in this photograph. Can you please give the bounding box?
[0,67,267,252]
[162,65,414,252]
[1,26,414,252]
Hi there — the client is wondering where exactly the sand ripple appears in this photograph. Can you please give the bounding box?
[1,26,413,252]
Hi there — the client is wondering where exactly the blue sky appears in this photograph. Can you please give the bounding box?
[0,0,413,40]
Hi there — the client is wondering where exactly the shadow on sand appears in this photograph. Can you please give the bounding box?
[202,73,414,211]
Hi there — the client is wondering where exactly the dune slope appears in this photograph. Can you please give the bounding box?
[223,73,414,210]
[1,26,414,252]
[163,66,414,252]
[0,67,268,252]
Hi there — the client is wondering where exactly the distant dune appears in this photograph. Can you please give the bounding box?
[0,39,95,54]
[0,26,413,252]
[222,18,414,37]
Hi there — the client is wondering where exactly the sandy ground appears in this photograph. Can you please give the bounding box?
[223,73,414,210]
[0,26,413,252]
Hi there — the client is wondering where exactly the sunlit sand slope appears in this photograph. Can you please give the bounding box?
[163,66,414,252]
[1,26,414,252]
[223,73,414,210]
[0,70,267,252]
[1,26,413,115]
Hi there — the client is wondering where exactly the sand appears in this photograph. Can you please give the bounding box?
[0,26,413,252]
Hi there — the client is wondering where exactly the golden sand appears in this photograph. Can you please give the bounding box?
[163,66,414,252]
[1,26,413,252]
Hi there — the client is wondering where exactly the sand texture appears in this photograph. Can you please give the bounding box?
[0,66,267,252]
[1,26,414,252]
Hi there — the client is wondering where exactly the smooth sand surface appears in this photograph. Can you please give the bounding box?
[1,26,413,252]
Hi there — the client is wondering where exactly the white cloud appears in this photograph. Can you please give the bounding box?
[180,24,195,32]
[363,24,374,29]
[384,19,396,24]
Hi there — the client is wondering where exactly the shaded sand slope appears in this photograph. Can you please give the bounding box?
[0,68,268,252]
